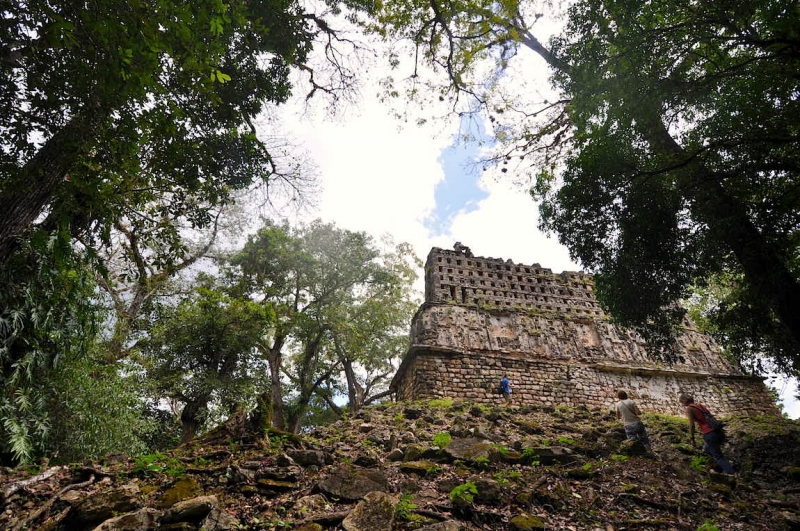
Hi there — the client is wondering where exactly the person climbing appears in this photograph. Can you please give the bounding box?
[614,390,652,451]
[500,375,512,406]
[679,394,735,475]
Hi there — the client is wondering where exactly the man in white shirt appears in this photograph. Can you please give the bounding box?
[615,390,652,451]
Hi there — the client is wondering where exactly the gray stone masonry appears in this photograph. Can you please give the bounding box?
[391,247,779,416]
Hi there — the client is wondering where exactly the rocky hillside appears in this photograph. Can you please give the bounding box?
[1,400,799,531]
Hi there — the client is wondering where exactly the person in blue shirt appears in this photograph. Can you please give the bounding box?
[501,376,512,406]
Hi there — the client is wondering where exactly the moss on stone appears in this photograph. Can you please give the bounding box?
[156,477,202,509]
[510,513,548,530]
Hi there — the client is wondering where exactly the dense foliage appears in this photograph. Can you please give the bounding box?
[0,0,378,462]
[231,220,419,432]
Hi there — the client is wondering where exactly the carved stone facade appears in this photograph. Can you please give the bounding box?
[391,247,778,416]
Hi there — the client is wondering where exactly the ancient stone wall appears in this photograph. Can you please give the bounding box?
[392,247,779,416]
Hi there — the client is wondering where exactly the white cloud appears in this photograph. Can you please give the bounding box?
[447,175,579,273]
[279,95,450,261]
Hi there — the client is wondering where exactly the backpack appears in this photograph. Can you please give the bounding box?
[691,405,725,432]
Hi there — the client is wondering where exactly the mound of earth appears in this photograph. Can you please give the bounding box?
[1,400,798,530]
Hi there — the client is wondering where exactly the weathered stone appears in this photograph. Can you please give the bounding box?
[384,448,404,462]
[403,444,426,462]
[155,477,202,509]
[316,465,388,500]
[354,454,379,467]
[256,466,300,482]
[92,508,161,531]
[398,461,441,476]
[73,483,142,525]
[256,478,297,491]
[341,491,396,531]
[161,495,217,523]
[157,523,195,531]
[443,438,494,462]
[286,449,327,467]
[519,446,575,465]
[403,408,423,420]
[199,507,240,531]
[292,494,329,518]
[224,465,254,484]
[470,476,502,505]
[416,520,463,531]
[275,454,296,467]
[510,513,549,530]
[366,429,393,450]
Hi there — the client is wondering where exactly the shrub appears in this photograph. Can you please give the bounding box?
[396,493,420,521]
[450,482,478,506]
[433,432,452,449]
[689,455,709,472]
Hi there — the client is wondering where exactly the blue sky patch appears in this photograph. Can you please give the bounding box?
[426,117,494,235]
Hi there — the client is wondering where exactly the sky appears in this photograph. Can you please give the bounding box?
[257,13,800,419]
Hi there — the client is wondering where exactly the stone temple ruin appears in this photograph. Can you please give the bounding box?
[390,245,778,416]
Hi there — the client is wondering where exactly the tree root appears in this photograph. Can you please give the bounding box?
[1,466,65,500]
[11,474,95,531]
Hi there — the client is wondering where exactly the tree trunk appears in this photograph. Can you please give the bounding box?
[250,391,273,435]
[179,395,211,443]
[286,327,331,433]
[267,340,286,430]
[342,358,365,414]
[0,114,98,264]
[640,114,800,348]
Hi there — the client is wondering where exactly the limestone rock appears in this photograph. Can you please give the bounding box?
[444,438,493,462]
[398,461,441,476]
[73,483,142,525]
[156,477,202,509]
[162,495,217,523]
[92,508,161,531]
[287,449,327,467]
[200,507,240,531]
[316,465,388,500]
[416,520,464,531]
[384,448,404,462]
[510,513,549,530]
[521,446,575,465]
[341,491,396,531]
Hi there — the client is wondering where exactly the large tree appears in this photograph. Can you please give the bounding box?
[372,0,800,370]
[230,220,419,432]
[141,276,269,443]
